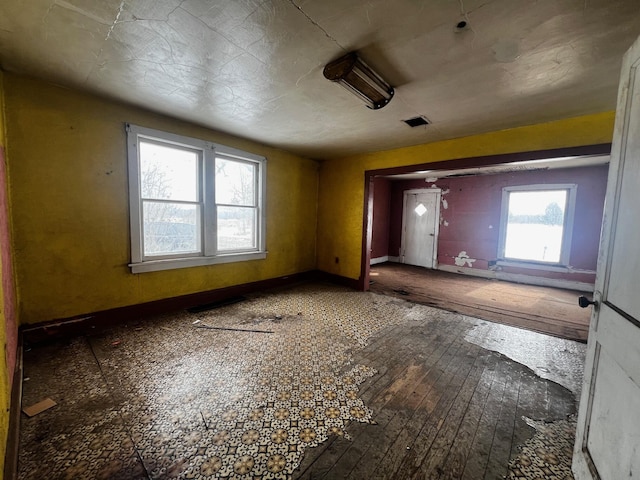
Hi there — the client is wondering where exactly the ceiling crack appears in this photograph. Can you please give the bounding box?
[295,64,317,87]
[104,0,126,42]
[287,0,346,52]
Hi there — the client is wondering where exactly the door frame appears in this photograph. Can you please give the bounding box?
[400,188,441,268]
[358,144,612,291]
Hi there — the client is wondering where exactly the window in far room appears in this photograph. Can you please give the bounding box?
[127,124,266,273]
[498,184,577,265]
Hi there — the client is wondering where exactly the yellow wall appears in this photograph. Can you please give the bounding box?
[0,69,10,476]
[317,112,616,280]
[4,74,319,324]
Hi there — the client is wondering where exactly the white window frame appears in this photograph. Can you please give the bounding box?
[497,183,577,268]
[126,124,266,273]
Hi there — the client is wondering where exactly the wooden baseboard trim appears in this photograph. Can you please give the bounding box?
[21,270,363,344]
[369,256,389,265]
[4,332,22,480]
[22,271,320,344]
[314,271,361,290]
[437,264,594,292]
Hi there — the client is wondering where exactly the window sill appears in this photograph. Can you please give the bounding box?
[129,251,267,273]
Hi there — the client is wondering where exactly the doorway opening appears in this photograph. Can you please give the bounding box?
[359,145,611,341]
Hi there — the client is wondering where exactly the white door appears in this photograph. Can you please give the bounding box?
[573,37,640,479]
[401,189,440,268]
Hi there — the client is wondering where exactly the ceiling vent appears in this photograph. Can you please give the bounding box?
[403,116,430,127]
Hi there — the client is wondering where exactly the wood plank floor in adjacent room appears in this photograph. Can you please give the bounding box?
[368,263,592,342]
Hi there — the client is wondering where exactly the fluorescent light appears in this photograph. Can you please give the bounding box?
[323,52,394,110]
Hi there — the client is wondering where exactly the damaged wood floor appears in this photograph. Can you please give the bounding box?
[369,263,591,342]
[18,283,585,479]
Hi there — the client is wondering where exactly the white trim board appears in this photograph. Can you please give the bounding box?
[370,256,389,265]
[437,264,594,292]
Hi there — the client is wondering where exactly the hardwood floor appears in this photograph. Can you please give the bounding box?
[368,263,591,342]
[295,312,578,479]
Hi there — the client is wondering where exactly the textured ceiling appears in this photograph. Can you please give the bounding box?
[1,0,639,159]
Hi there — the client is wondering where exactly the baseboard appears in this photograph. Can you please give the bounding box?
[437,264,594,292]
[370,256,389,265]
[314,271,360,290]
[21,270,320,344]
[4,332,22,480]
[496,271,594,292]
[388,256,401,263]
[21,270,366,344]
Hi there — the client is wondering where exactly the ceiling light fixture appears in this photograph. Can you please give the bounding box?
[323,52,394,110]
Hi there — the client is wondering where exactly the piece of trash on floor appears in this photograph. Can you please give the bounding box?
[23,377,30,382]
[192,319,201,325]
[195,324,274,334]
[393,289,410,296]
[134,327,143,331]
[111,340,121,347]
[274,315,282,320]
[23,398,57,417]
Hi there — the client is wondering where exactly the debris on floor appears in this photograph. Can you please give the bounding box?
[393,288,410,295]
[195,323,274,334]
[22,398,57,417]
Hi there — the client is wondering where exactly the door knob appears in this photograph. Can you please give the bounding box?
[578,296,598,308]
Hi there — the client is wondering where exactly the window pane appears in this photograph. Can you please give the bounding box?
[140,141,198,201]
[143,202,201,256]
[217,206,256,251]
[215,158,256,206]
[504,190,567,263]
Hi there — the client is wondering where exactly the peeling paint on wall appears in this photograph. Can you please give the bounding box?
[425,177,438,183]
[454,251,476,267]
[444,220,449,227]
[442,199,449,209]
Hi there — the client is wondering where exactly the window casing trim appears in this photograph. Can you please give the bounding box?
[497,183,577,267]
[126,124,267,273]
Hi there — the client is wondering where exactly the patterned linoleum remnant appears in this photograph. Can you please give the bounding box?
[19,285,419,479]
[508,416,577,480]
[19,284,581,479]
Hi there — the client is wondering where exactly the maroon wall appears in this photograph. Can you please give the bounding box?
[371,177,391,259]
[0,146,17,378]
[387,165,608,283]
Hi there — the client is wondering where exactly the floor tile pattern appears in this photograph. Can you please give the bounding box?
[508,416,577,479]
[20,285,412,479]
